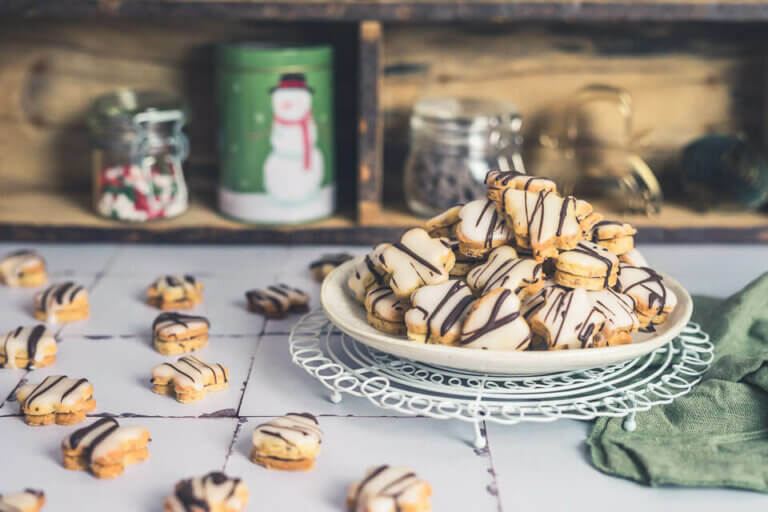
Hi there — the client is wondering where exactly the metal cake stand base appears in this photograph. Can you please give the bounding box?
[289,309,713,449]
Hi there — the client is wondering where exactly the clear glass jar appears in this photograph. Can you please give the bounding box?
[404,97,524,217]
[88,90,189,222]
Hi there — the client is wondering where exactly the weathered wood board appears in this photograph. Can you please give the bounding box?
[381,23,766,200]
[0,19,359,199]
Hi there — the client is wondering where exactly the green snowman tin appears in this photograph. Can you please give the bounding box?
[216,43,335,224]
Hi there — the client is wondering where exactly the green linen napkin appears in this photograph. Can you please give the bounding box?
[587,272,768,492]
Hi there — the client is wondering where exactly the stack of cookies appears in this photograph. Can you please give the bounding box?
[348,170,678,351]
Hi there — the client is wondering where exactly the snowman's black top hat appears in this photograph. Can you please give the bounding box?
[270,73,314,93]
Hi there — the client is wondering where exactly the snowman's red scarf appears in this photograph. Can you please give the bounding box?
[273,110,313,170]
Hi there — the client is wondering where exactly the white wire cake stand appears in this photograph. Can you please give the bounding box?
[289,309,714,448]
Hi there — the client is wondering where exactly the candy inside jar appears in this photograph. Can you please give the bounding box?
[404,97,524,217]
[88,90,189,222]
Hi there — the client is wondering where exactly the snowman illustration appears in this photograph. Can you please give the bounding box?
[263,73,325,203]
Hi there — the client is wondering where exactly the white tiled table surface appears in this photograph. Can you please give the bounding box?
[0,242,766,511]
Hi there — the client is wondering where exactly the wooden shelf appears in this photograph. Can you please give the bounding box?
[6,0,768,22]
[0,190,404,244]
[2,189,766,243]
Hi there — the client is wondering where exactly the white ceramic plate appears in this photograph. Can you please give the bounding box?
[321,258,693,375]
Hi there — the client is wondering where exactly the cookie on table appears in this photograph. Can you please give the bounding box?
[465,246,544,298]
[405,280,475,345]
[348,244,390,303]
[34,282,89,324]
[152,312,210,355]
[310,253,354,282]
[251,412,323,471]
[460,288,531,350]
[1,325,56,369]
[0,250,47,287]
[147,275,202,310]
[17,375,96,426]
[440,239,484,277]
[503,189,595,261]
[484,170,556,210]
[619,248,648,267]
[589,220,636,256]
[522,285,606,350]
[62,417,150,479]
[164,472,248,512]
[245,284,309,319]
[365,286,409,336]
[455,199,513,258]
[347,465,432,512]
[151,355,229,403]
[380,228,455,299]
[424,205,462,238]
[0,489,46,512]
[615,264,678,329]
[587,288,639,347]
[554,241,619,291]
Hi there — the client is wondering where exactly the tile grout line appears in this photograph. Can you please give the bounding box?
[222,419,245,472]
[482,420,504,512]
[0,370,28,411]
[234,330,264,418]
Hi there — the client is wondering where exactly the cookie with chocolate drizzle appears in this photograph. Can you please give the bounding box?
[466,246,544,298]
[425,205,462,238]
[0,249,47,287]
[554,241,619,291]
[615,263,678,329]
[0,325,56,369]
[485,170,557,211]
[309,253,354,282]
[164,471,248,512]
[151,355,229,403]
[251,412,323,471]
[365,285,410,336]
[455,199,514,258]
[460,288,532,350]
[347,465,432,512]
[588,220,637,256]
[405,280,475,345]
[34,282,89,324]
[380,228,455,299]
[0,489,46,512]
[146,275,203,310]
[62,417,151,479]
[245,284,309,319]
[152,312,210,355]
[348,243,391,303]
[16,375,96,426]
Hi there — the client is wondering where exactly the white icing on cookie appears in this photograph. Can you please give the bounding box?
[503,189,582,255]
[589,220,636,242]
[466,246,543,296]
[425,205,462,237]
[166,472,247,512]
[348,244,390,302]
[587,288,639,334]
[1,325,55,369]
[557,241,618,284]
[152,356,228,391]
[0,489,44,512]
[485,171,557,201]
[17,375,92,410]
[365,286,409,322]
[405,280,475,343]
[616,264,678,314]
[151,275,198,293]
[0,250,45,286]
[64,417,149,463]
[620,248,649,267]
[456,199,513,250]
[153,312,209,338]
[348,465,428,512]
[252,413,323,454]
[380,229,453,298]
[460,288,531,350]
[524,286,606,349]
[34,282,87,323]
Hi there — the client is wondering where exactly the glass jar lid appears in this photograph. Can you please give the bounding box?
[412,97,521,133]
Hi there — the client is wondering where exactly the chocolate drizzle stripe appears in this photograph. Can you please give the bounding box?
[354,465,389,505]
[391,243,441,275]
[24,375,66,407]
[69,417,117,449]
[60,378,89,402]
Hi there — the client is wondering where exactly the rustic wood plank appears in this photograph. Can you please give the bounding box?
[380,23,765,203]
[357,20,383,224]
[7,0,768,22]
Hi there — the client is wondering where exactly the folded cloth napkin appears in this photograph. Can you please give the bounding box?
[588,272,768,492]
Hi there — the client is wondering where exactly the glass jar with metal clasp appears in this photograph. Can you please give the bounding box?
[404,97,524,217]
[88,90,190,222]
